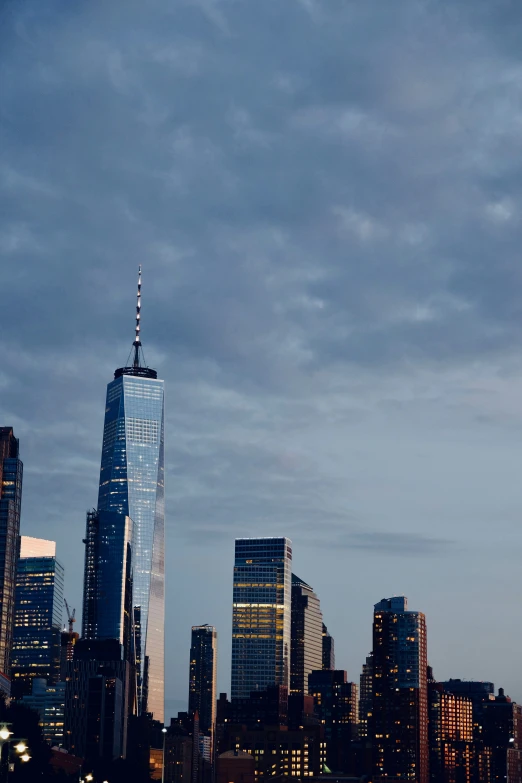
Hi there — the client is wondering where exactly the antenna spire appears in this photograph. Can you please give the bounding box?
[133,265,142,368]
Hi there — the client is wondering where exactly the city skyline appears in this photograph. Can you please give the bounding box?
[3,0,522,718]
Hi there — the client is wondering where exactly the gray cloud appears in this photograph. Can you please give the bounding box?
[2,0,522,709]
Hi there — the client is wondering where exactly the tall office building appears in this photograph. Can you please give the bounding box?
[290,574,322,695]
[81,509,134,662]
[0,427,23,687]
[322,623,335,670]
[21,678,66,746]
[359,652,373,740]
[11,536,64,698]
[231,538,292,700]
[189,625,217,752]
[309,669,358,773]
[372,596,429,783]
[96,268,165,720]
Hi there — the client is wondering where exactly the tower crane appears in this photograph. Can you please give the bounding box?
[64,598,76,634]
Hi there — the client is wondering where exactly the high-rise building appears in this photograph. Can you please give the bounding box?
[231,538,292,700]
[64,639,133,761]
[359,652,373,740]
[482,689,522,783]
[81,509,134,662]
[96,268,165,720]
[372,596,429,783]
[428,678,474,783]
[290,574,323,695]
[0,427,23,688]
[11,536,64,698]
[21,678,66,746]
[308,669,358,773]
[189,625,217,754]
[322,623,335,670]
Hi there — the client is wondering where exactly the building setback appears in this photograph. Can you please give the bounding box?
[11,536,64,699]
[371,596,429,783]
[189,625,217,754]
[322,623,335,671]
[0,427,23,688]
[359,652,373,740]
[231,538,292,700]
[290,574,323,695]
[96,267,165,720]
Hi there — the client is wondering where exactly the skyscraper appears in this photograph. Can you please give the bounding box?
[11,536,64,698]
[290,574,322,695]
[189,625,217,753]
[0,427,23,689]
[96,268,165,720]
[372,596,429,783]
[358,652,373,740]
[231,538,292,700]
[322,623,335,670]
[308,669,359,773]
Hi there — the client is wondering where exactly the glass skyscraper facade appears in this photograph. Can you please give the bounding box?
[290,574,323,695]
[11,536,64,698]
[189,625,217,752]
[231,537,292,700]
[96,270,165,720]
[81,510,134,663]
[0,427,23,684]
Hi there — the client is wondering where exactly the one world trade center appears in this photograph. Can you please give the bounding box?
[96,267,165,721]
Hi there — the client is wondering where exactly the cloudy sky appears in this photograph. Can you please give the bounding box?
[3,0,522,715]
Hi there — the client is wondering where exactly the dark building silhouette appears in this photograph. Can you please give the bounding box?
[217,750,255,783]
[225,685,289,735]
[482,689,522,783]
[165,713,194,783]
[372,596,428,783]
[220,723,326,778]
[189,625,217,755]
[359,653,373,740]
[11,536,63,699]
[322,623,335,670]
[428,677,474,783]
[60,628,79,680]
[64,639,133,762]
[290,575,323,695]
[308,669,358,773]
[0,427,23,689]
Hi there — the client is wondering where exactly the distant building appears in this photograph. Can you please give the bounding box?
[216,750,255,783]
[189,625,217,755]
[322,623,335,670]
[0,427,23,687]
[231,538,292,699]
[64,639,133,762]
[371,596,428,783]
[221,723,326,779]
[482,688,522,783]
[359,653,373,740]
[428,678,474,783]
[290,575,323,695]
[11,536,64,698]
[308,669,358,773]
[21,678,66,746]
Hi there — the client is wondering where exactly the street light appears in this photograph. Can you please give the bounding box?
[162,726,168,783]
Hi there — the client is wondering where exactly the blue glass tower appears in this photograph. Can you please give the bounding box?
[96,268,165,721]
[12,536,64,699]
[231,537,292,700]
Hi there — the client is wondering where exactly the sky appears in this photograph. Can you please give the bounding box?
[2,0,522,717]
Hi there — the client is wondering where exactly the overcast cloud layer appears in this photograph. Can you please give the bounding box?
[3,0,522,713]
